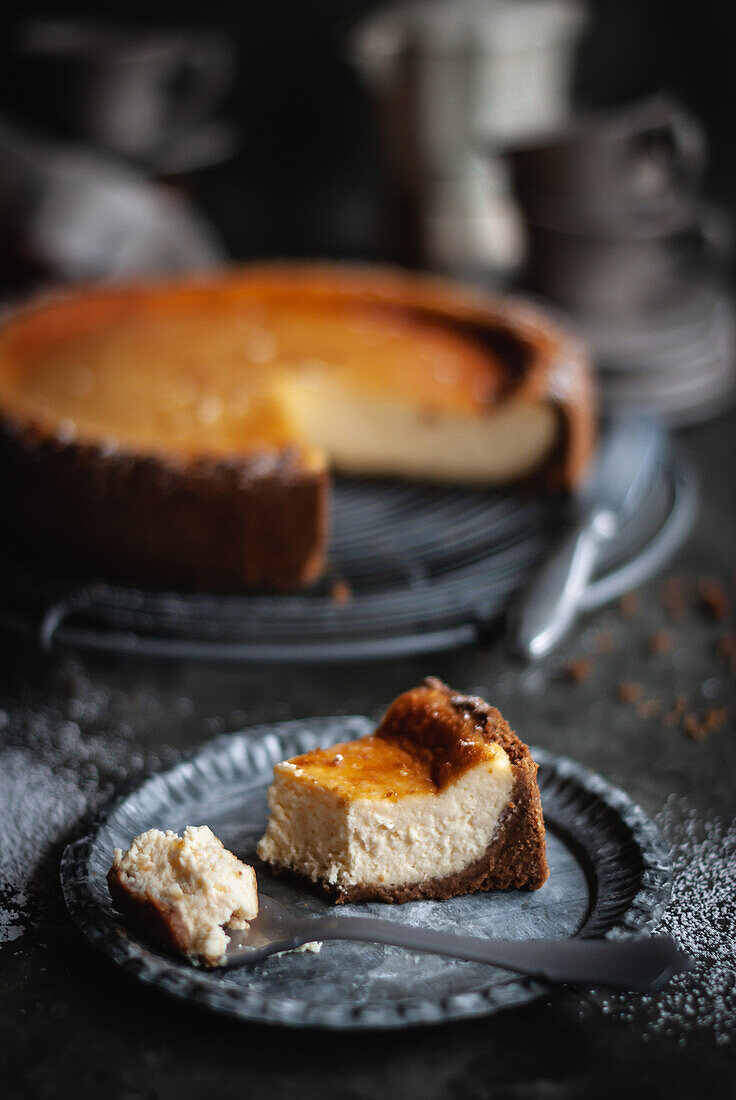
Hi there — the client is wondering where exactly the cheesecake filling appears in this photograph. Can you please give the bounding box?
[111,825,258,963]
[275,373,559,484]
[257,747,514,889]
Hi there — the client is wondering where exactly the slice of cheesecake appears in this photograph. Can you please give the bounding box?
[257,678,548,903]
[107,825,258,965]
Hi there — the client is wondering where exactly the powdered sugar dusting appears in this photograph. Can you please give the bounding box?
[0,660,180,947]
[0,748,87,942]
[595,796,736,1045]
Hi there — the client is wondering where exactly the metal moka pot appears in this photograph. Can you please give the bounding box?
[346,0,586,271]
[349,0,587,172]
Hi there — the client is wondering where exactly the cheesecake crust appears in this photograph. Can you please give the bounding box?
[108,864,193,955]
[0,266,593,591]
[261,678,549,903]
[0,420,328,591]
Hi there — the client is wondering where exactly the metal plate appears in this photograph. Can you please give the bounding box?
[61,717,672,1030]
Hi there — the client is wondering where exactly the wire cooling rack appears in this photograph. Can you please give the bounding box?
[0,449,696,663]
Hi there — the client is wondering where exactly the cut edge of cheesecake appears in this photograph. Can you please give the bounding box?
[256,677,549,904]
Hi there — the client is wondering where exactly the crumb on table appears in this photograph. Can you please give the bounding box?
[683,706,730,741]
[662,576,689,622]
[594,629,616,654]
[646,630,674,656]
[617,681,643,705]
[563,658,592,684]
[663,695,690,728]
[618,592,640,618]
[636,697,662,719]
[330,579,353,605]
[698,578,730,622]
[716,632,736,674]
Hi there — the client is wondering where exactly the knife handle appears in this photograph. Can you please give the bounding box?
[510,508,617,660]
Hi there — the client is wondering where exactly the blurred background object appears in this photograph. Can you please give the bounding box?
[0,122,225,288]
[0,1,734,422]
[508,96,705,222]
[0,19,235,293]
[5,20,237,170]
[348,0,588,275]
[504,95,736,423]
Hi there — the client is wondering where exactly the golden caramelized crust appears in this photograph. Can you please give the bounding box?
[280,738,437,801]
[0,282,505,460]
[280,729,505,803]
[376,679,496,789]
[0,263,592,477]
[274,674,521,803]
[376,676,532,783]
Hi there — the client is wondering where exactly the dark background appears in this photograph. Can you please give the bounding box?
[3,1,735,262]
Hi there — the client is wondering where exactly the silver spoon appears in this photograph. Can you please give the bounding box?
[509,415,664,660]
[218,894,689,992]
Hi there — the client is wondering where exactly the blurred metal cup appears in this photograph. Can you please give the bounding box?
[524,204,728,317]
[507,96,705,220]
[11,21,235,160]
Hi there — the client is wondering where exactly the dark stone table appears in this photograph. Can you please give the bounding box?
[2,409,734,1100]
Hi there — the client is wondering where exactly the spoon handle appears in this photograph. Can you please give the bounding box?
[509,506,616,661]
[299,920,688,992]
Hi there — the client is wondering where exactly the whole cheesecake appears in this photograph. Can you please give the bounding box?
[257,678,549,903]
[0,264,594,591]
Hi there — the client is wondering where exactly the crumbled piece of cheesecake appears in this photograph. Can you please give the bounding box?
[108,825,258,965]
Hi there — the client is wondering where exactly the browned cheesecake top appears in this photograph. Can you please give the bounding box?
[281,737,441,801]
[376,677,526,788]
[275,677,516,802]
[0,275,505,461]
[0,263,595,490]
